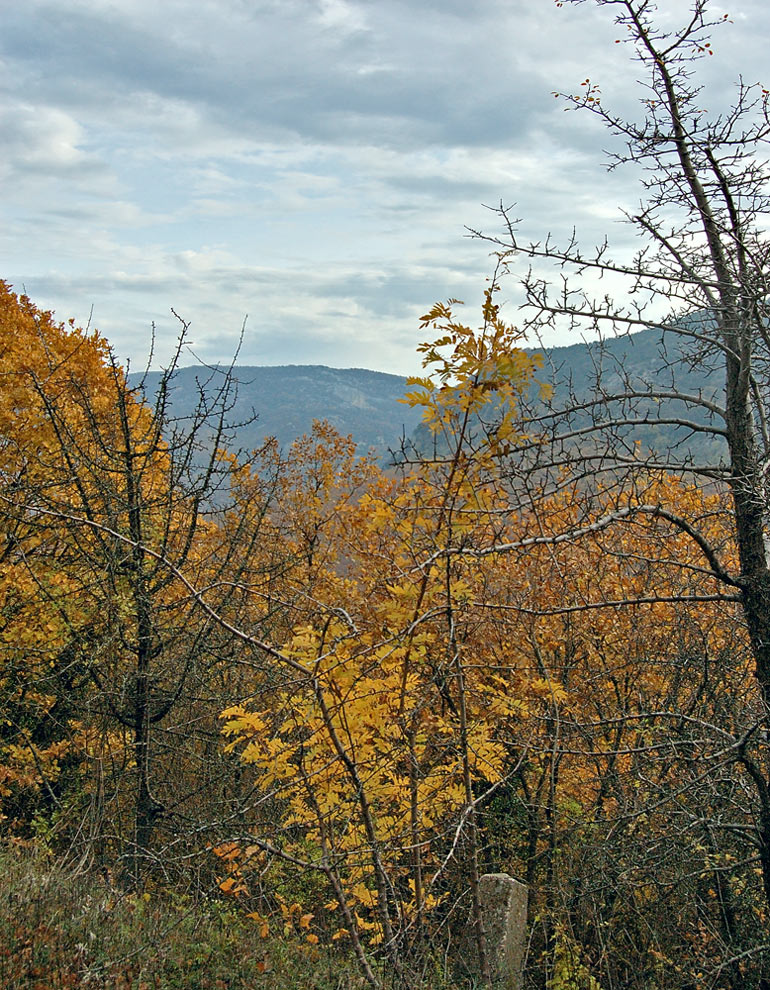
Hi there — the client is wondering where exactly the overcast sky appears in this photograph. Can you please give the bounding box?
[2,0,767,375]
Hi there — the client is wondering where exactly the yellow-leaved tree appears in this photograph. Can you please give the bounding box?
[219,289,546,982]
[217,285,762,989]
[0,283,277,885]
[0,281,118,832]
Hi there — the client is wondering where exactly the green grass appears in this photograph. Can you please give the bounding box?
[0,842,476,990]
[0,842,375,989]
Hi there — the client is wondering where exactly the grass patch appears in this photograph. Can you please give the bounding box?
[0,842,477,989]
[0,842,374,989]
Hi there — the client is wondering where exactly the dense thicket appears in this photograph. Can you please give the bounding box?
[0,279,764,989]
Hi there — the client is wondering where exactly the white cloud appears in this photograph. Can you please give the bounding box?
[1,0,767,374]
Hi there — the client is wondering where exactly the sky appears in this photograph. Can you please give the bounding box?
[2,0,767,375]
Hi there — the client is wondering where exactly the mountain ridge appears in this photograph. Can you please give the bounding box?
[129,324,725,462]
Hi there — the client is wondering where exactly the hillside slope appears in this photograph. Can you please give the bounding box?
[130,363,424,460]
[130,324,726,463]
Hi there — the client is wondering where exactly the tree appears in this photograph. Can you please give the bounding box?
[468,0,770,980]
[0,284,278,883]
[217,304,764,987]
[0,282,120,831]
[478,476,760,989]
[218,295,548,987]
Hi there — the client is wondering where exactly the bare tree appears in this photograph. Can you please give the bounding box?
[2,314,281,884]
[461,0,770,981]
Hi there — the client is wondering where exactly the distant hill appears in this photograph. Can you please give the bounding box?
[129,364,424,461]
[529,316,726,465]
[130,324,726,464]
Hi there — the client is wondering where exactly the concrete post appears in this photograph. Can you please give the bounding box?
[477,873,528,989]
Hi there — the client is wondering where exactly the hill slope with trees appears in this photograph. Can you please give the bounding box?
[132,320,726,465]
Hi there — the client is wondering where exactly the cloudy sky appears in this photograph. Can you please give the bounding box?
[2,0,767,375]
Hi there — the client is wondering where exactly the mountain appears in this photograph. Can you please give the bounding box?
[129,364,424,461]
[529,316,726,464]
[130,323,726,463]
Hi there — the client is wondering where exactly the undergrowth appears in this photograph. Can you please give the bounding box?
[0,842,471,989]
[0,842,371,989]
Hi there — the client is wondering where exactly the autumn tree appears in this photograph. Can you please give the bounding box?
[215,287,765,988]
[217,294,548,986]
[0,284,282,883]
[473,476,764,989]
[0,282,120,832]
[464,0,770,981]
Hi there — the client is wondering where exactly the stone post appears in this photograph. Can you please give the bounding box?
[477,873,528,989]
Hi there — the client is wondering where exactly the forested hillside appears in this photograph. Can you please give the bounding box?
[130,363,424,460]
[0,278,765,990]
[130,321,726,466]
